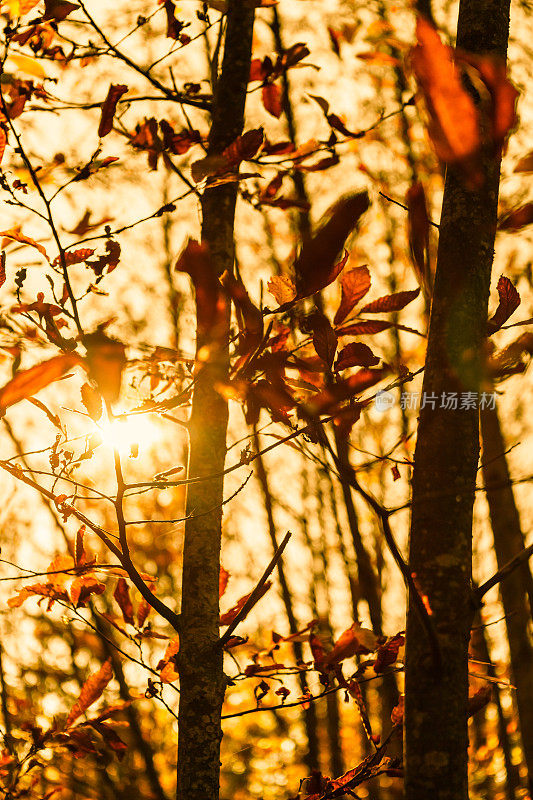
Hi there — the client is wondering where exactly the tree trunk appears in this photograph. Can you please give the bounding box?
[404,2,511,798]
[176,4,255,800]
[480,399,533,791]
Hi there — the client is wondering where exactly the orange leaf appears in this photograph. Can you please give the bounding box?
[326,623,378,665]
[70,576,105,608]
[0,127,6,166]
[219,566,230,598]
[98,84,128,138]
[0,353,80,411]
[267,275,297,306]
[66,659,113,727]
[0,229,48,260]
[411,18,479,171]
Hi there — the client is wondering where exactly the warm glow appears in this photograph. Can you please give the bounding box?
[98,413,161,454]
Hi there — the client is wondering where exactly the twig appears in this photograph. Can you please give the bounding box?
[218,531,292,648]
[475,542,533,601]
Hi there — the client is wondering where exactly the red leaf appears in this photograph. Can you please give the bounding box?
[98,84,128,138]
[334,265,371,325]
[66,660,113,727]
[137,582,156,628]
[0,353,80,411]
[113,578,134,626]
[0,251,5,289]
[499,201,533,232]
[306,312,337,368]
[487,275,520,334]
[335,342,379,371]
[221,271,263,356]
[70,576,105,608]
[262,83,283,118]
[374,632,404,673]
[360,288,420,314]
[337,320,392,336]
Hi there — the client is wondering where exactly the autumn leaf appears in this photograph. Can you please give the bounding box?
[407,182,431,299]
[66,659,113,727]
[221,271,263,357]
[175,240,227,341]
[334,265,371,325]
[113,578,134,626]
[66,210,113,236]
[335,342,379,371]
[70,576,105,608]
[498,202,533,232]
[487,276,521,334]
[157,637,180,683]
[374,632,404,673]
[98,84,128,138]
[81,382,103,421]
[0,229,48,260]
[326,623,378,666]
[84,331,126,405]
[191,128,263,182]
[411,18,480,173]
[293,193,368,300]
[337,320,392,336]
[0,127,6,166]
[267,275,297,306]
[360,288,420,314]
[0,353,80,412]
[306,312,337,368]
[262,83,283,118]
[137,582,156,628]
[8,582,69,609]
[44,0,79,21]
[0,251,5,289]
[219,566,230,598]
[513,151,533,173]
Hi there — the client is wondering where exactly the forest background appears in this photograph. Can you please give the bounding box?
[0,0,532,799]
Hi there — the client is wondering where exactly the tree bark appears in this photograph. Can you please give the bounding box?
[176,4,255,800]
[481,400,533,791]
[404,2,511,798]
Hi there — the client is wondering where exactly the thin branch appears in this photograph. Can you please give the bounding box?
[218,531,292,648]
[475,542,533,601]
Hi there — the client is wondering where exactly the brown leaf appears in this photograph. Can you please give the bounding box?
[75,526,86,566]
[113,578,134,626]
[98,84,128,138]
[66,660,113,727]
[0,251,5,289]
[347,679,374,740]
[411,18,480,173]
[262,83,283,118]
[0,353,80,412]
[407,182,431,298]
[498,201,533,232]
[84,331,126,405]
[221,271,263,356]
[44,0,79,21]
[334,265,371,325]
[81,383,103,421]
[374,632,404,673]
[487,276,520,334]
[191,128,263,182]
[335,342,379,371]
[513,151,533,173]
[307,312,337,368]
[293,193,368,300]
[137,582,156,628]
[360,288,420,314]
[157,637,180,683]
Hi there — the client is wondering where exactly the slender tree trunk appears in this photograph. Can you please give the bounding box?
[480,399,533,790]
[404,2,511,798]
[176,4,255,800]
[252,429,321,772]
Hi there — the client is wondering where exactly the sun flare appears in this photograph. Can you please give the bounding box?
[98,413,161,454]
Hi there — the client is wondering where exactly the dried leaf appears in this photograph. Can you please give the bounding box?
[360,288,420,314]
[219,566,230,598]
[0,353,80,411]
[513,151,533,173]
[498,202,533,232]
[0,229,48,260]
[44,0,79,21]
[337,320,392,336]
[267,275,297,306]
[0,251,6,288]
[334,265,371,325]
[374,632,404,673]
[407,182,431,298]
[175,240,226,341]
[70,576,105,608]
[113,578,134,626]
[66,660,113,727]
[487,276,520,334]
[81,382,103,421]
[98,84,128,138]
[220,581,272,626]
[306,312,337,368]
